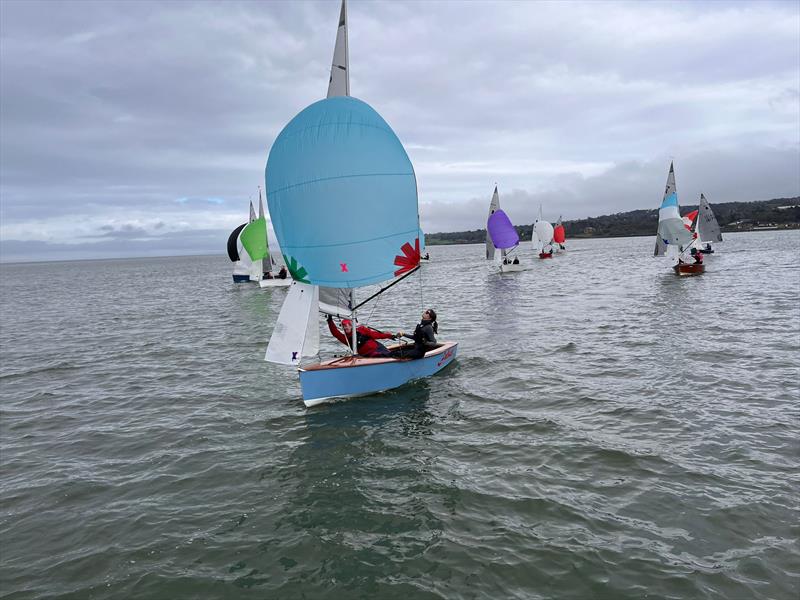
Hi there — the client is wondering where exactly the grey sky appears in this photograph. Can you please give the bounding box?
[1,0,798,261]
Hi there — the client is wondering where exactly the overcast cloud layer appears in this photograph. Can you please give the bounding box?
[1,0,798,261]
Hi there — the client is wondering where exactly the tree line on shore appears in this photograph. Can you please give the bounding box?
[425,197,800,245]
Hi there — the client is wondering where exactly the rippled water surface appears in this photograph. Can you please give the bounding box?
[1,231,799,599]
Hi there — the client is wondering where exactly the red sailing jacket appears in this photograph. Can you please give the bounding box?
[328,320,394,357]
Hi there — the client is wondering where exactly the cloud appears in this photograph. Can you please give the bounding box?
[1,0,798,261]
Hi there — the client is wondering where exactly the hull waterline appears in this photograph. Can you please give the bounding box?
[259,278,292,288]
[299,341,458,406]
[674,263,705,276]
[500,263,525,272]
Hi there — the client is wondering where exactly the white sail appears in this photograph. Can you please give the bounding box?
[697,193,723,244]
[531,205,542,253]
[267,221,285,268]
[326,0,349,98]
[486,186,500,260]
[318,287,351,318]
[532,205,554,253]
[265,283,319,365]
[655,162,693,257]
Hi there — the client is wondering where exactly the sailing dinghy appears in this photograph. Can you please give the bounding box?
[693,193,723,254]
[256,188,291,288]
[486,187,524,272]
[654,162,704,276]
[263,0,457,406]
[532,205,555,259]
[227,201,261,283]
[553,215,566,253]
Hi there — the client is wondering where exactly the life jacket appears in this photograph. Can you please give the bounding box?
[344,327,382,355]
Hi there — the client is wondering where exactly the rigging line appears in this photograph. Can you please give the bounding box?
[366,284,381,324]
[418,254,424,312]
[351,266,420,311]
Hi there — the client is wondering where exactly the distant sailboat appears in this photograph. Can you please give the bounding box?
[257,188,291,288]
[654,162,704,276]
[419,227,430,261]
[552,215,566,253]
[227,201,260,283]
[694,193,723,254]
[263,0,457,406]
[487,187,524,272]
[532,205,555,259]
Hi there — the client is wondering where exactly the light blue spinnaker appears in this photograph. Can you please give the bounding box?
[266,96,420,288]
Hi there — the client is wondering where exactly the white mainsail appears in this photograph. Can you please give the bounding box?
[486,186,500,260]
[696,193,723,244]
[654,162,693,258]
[327,0,349,98]
[532,205,554,254]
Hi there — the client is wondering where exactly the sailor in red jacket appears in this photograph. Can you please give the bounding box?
[327,315,395,357]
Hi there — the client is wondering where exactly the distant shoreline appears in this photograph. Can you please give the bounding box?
[426,224,799,246]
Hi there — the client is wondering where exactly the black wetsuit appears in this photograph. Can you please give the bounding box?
[392,319,437,359]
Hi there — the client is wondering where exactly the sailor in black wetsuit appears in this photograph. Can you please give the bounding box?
[392,309,438,359]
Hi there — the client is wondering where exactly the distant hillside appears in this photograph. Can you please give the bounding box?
[426,197,800,245]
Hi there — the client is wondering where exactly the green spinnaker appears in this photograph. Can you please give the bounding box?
[240,217,269,261]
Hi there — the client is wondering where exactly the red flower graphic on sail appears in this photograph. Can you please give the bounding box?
[393,238,420,276]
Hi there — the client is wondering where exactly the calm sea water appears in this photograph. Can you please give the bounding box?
[1,231,798,600]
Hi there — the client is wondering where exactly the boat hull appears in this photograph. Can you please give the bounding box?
[500,263,525,272]
[674,263,705,276]
[232,274,251,283]
[538,252,553,259]
[299,341,458,406]
[259,278,292,288]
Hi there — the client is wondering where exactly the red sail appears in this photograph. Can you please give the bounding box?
[553,224,566,244]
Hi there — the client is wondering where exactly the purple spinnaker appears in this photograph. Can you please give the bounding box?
[487,210,519,249]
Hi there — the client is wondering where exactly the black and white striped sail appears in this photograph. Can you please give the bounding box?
[696,193,723,244]
[486,186,500,260]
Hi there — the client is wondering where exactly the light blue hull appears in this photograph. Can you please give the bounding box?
[299,342,458,407]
